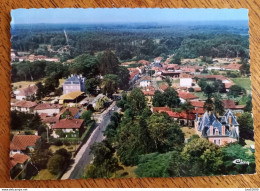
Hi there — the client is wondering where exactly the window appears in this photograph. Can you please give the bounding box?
[215,129,219,135]
[214,140,216,144]
[218,139,221,145]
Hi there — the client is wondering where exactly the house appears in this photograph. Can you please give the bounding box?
[159,84,169,92]
[222,63,242,71]
[14,85,38,100]
[57,107,81,119]
[42,116,59,128]
[138,60,150,65]
[11,100,37,113]
[63,74,86,95]
[152,106,196,126]
[180,73,193,87]
[178,91,199,103]
[129,68,139,85]
[140,76,151,88]
[161,71,181,78]
[190,101,205,115]
[166,64,180,71]
[34,103,63,116]
[195,110,239,146]
[222,100,245,113]
[142,90,155,102]
[10,135,41,155]
[10,153,30,180]
[52,118,85,138]
[154,56,163,64]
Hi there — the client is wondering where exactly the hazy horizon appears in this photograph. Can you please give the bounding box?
[11,8,248,25]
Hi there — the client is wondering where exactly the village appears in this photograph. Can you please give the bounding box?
[9,50,254,179]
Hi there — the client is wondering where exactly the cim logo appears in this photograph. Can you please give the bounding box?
[233,159,250,165]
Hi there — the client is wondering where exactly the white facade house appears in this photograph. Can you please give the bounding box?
[14,85,38,100]
[34,103,63,116]
[180,78,192,87]
[180,73,193,87]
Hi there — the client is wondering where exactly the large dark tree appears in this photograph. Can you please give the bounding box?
[98,50,120,75]
[163,87,180,108]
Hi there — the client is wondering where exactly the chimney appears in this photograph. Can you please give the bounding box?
[222,126,225,136]
[229,116,232,124]
[210,126,213,135]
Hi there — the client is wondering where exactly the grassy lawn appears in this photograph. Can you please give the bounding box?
[114,165,137,178]
[181,126,196,139]
[12,81,37,89]
[193,92,207,100]
[238,95,250,105]
[49,144,79,154]
[32,169,58,180]
[231,78,251,91]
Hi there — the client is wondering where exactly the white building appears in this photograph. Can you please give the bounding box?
[34,103,63,116]
[180,73,193,87]
[14,85,38,101]
[140,76,151,88]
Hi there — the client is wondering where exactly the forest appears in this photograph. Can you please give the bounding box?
[11,22,249,62]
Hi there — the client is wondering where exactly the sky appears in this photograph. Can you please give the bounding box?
[11,8,248,24]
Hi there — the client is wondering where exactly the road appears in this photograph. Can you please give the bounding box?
[61,102,118,179]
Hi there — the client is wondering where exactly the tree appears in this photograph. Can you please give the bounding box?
[244,95,252,112]
[171,54,181,65]
[228,85,246,98]
[204,85,214,98]
[213,80,226,93]
[117,66,130,90]
[237,112,253,131]
[198,78,207,91]
[239,59,250,76]
[69,54,99,78]
[85,78,100,95]
[204,97,214,112]
[84,140,121,178]
[35,82,46,100]
[222,144,255,175]
[101,74,119,97]
[81,110,93,124]
[152,90,165,107]
[181,101,195,126]
[181,138,223,176]
[163,87,180,108]
[213,93,225,116]
[135,152,173,177]
[147,112,184,153]
[165,77,172,87]
[47,154,65,175]
[99,50,120,75]
[60,110,72,119]
[127,88,146,114]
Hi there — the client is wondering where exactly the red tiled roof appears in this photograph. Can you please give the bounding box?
[142,90,155,96]
[159,84,168,91]
[40,113,48,120]
[222,100,236,109]
[42,116,59,123]
[10,135,40,150]
[152,107,171,113]
[194,87,202,92]
[190,101,205,108]
[167,64,180,70]
[52,119,84,129]
[178,91,198,100]
[13,100,37,108]
[35,103,63,110]
[140,76,151,81]
[10,154,29,169]
[225,83,233,89]
[180,73,193,78]
[222,63,242,70]
[181,68,196,73]
[16,85,38,97]
[162,111,196,120]
[138,60,150,65]
[192,107,205,114]
[129,69,139,80]
[58,107,80,119]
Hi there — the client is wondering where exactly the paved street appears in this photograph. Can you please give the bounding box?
[61,102,118,179]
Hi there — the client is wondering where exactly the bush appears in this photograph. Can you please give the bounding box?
[54,139,63,146]
[47,154,65,175]
[63,140,71,146]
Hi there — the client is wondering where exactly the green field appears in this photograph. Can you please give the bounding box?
[193,92,207,100]
[32,169,58,180]
[231,78,251,91]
